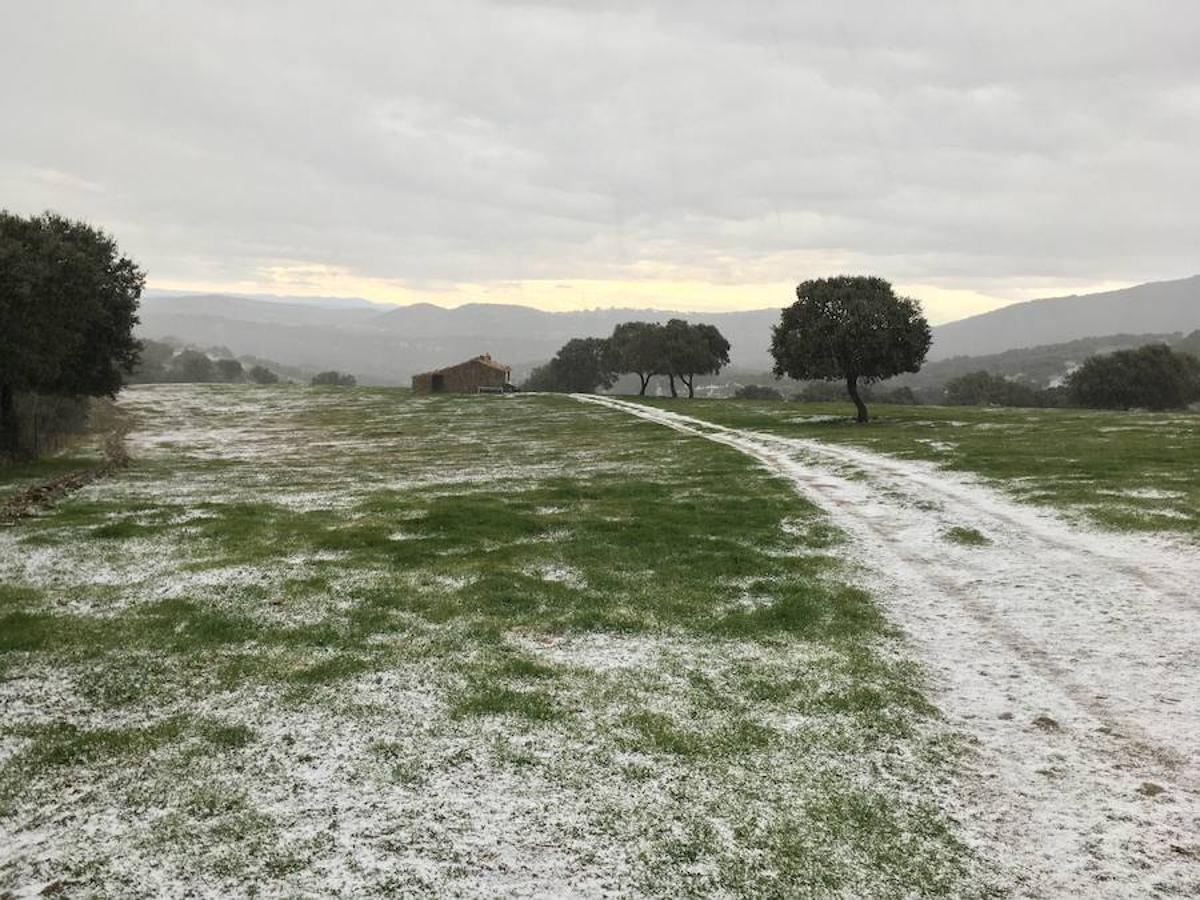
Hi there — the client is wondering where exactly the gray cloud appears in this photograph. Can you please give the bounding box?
[2,1,1198,307]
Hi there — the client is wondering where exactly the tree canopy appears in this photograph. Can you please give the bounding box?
[1,211,144,456]
[1066,344,1200,410]
[523,337,617,393]
[770,276,930,422]
[608,322,664,395]
[660,319,731,398]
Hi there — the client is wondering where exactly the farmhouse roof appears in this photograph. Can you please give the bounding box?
[419,354,510,376]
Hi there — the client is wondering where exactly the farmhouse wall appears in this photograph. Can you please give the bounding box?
[411,356,511,393]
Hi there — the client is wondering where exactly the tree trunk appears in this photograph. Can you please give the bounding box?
[638,373,650,396]
[846,374,868,423]
[668,374,678,398]
[682,375,695,398]
[0,383,18,457]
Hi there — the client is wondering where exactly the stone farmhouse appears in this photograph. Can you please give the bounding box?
[411,354,512,394]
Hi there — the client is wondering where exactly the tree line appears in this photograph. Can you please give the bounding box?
[524,319,732,397]
[310,371,357,386]
[132,340,355,387]
[738,345,1200,412]
[129,340,282,385]
[1063,344,1200,410]
[936,344,1200,410]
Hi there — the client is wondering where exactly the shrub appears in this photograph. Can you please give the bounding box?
[943,371,1040,407]
[735,385,783,401]
[247,365,279,385]
[874,386,920,405]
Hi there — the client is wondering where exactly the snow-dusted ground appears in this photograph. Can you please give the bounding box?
[2,386,980,897]
[578,394,1200,897]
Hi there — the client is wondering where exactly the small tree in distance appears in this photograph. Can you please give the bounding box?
[311,371,357,387]
[247,365,279,384]
[169,349,216,383]
[215,359,245,383]
[770,276,931,422]
[127,339,175,383]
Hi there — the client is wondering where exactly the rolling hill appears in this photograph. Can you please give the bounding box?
[929,275,1200,359]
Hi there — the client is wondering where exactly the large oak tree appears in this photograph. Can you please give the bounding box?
[770,276,930,422]
[0,212,143,456]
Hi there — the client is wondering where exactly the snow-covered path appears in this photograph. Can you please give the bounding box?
[577,394,1200,897]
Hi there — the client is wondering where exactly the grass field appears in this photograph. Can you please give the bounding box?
[0,386,983,897]
[638,398,1199,538]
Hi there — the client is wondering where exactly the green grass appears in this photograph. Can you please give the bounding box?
[0,384,983,896]
[0,449,103,504]
[451,683,563,721]
[637,397,1200,537]
[944,526,991,546]
[14,717,189,769]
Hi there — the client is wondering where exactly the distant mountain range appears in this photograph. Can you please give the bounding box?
[929,275,1200,360]
[137,293,780,383]
[136,275,1200,385]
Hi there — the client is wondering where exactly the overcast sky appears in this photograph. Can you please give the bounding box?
[2,1,1198,322]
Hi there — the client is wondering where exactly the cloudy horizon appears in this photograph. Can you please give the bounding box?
[3,1,1198,324]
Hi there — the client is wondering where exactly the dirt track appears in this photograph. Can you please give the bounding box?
[578,394,1200,897]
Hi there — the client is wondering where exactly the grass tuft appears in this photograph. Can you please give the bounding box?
[451,683,563,721]
[944,526,991,546]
